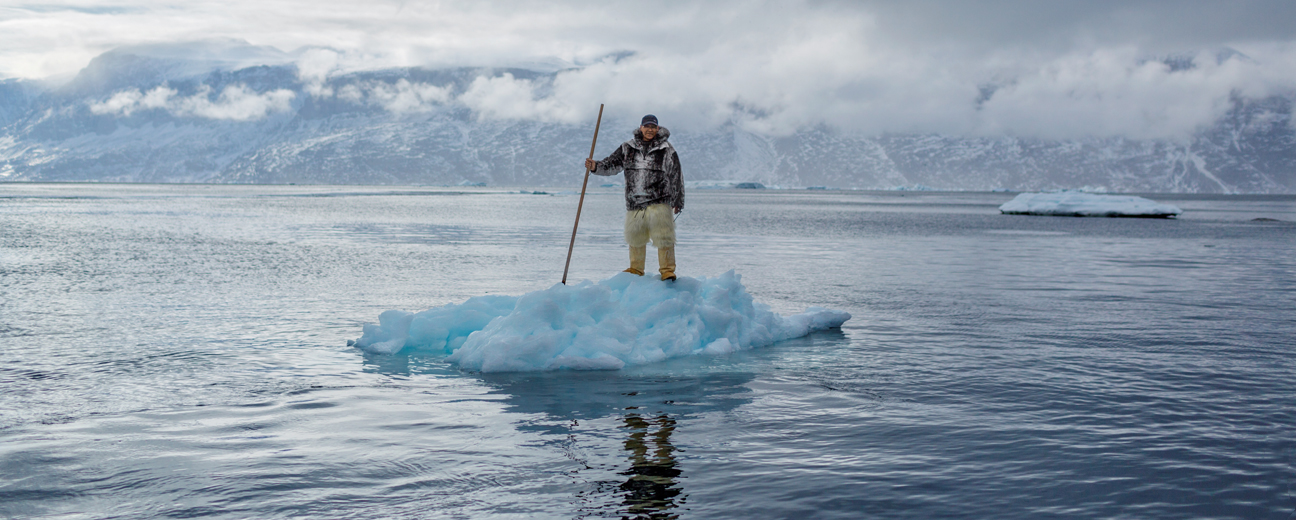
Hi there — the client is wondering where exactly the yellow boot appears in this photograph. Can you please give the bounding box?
[658,246,676,281]
[624,245,646,276]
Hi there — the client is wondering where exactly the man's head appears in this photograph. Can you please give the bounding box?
[640,114,658,140]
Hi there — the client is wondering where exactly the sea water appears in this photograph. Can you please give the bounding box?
[1,184,1293,519]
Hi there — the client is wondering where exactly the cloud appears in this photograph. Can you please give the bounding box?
[332,79,452,113]
[294,48,451,113]
[178,85,295,120]
[459,73,569,122]
[854,0,1296,54]
[89,84,295,121]
[460,25,1296,140]
[975,49,1262,140]
[87,86,175,116]
[294,48,340,96]
[18,1,1296,139]
[366,80,451,113]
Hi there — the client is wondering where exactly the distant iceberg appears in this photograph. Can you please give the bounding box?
[353,271,850,372]
[999,191,1182,218]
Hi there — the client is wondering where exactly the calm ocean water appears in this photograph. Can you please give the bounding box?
[1,184,1294,519]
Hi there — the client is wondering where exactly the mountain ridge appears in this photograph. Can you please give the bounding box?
[2,45,1293,193]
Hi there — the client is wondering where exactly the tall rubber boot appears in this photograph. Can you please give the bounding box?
[658,246,676,281]
[624,245,646,276]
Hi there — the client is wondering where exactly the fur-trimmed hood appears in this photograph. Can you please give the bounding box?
[631,126,671,150]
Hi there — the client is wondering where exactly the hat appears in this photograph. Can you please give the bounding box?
[641,114,659,127]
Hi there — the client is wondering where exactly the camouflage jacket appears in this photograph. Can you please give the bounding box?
[591,126,685,211]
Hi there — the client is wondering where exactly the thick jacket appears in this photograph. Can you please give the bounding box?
[592,126,685,211]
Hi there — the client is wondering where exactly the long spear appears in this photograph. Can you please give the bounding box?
[562,103,604,285]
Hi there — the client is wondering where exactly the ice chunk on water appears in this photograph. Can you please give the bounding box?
[356,295,518,355]
[999,191,1181,218]
[353,271,850,372]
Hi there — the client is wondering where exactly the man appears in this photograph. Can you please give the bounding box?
[585,114,685,281]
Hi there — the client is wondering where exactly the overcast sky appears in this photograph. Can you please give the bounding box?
[3,0,1295,139]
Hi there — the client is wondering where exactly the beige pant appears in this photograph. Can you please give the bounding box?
[624,204,675,248]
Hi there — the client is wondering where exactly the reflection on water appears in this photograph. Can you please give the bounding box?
[357,331,854,517]
[476,367,754,518]
[481,369,756,421]
[620,412,683,519]
[361,350,412,374]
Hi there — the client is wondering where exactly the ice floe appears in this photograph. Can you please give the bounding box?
[353,271,850,372]
[999,191,1182,218]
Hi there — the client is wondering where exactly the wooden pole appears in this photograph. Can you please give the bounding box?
[562,104,604,285]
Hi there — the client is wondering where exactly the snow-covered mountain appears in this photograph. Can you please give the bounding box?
[2,43,1293,192]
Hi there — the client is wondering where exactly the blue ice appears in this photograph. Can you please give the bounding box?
[353,271,851,372]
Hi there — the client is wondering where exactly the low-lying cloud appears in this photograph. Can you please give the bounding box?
[335,80,451,113]
[459,73,566,121]
[295,49,451,113]
[435,41,1296,141]
[89,84,295,121]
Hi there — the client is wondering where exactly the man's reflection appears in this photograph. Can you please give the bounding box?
[474,370,762,516]
[620,411,682,519]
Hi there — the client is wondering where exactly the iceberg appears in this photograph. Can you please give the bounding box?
[353,271,850,372]
[999,191,1182,218]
